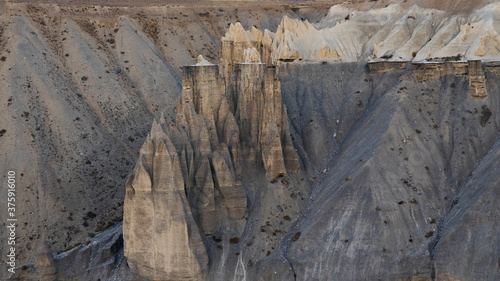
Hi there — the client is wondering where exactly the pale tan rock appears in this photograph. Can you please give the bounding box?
[196,54,214,65]
[233,62,299,181]
[475,46,485,57]
[34,242,56,281]
[244,47,262,63]
[178,63,247,224]
[261,121,287,182]
[275,16,317,41]
[216,99,242,176]
[124,34,306,277]
[217,99,239,149]
[218,4,500,63]
[181,65,225,131]
[234,63,266,158]
[468,60,487,97]
[192,156,217,234]
[274,30,303,61]
[224,22,250,43]
[373,44,379,58]
[249,26,263,42]
[211,151,247,219]
[179,145,195,192]
[123,122,208,281]
[182,66,230,159]
[262,30,275,65]
[318,44,340,59]
[220,22,265,86]
[263,29,274,47]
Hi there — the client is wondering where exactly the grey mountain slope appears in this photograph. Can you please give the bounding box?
[281,65,500,280]
[2,2,500,281]
[433,135,500,281]
[0,16,139,271]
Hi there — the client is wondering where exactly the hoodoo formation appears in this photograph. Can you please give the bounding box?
[124,30,302,278]
[2,1,500,281]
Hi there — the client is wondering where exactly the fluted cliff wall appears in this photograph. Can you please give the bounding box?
[232,63,300,180]
[123,37,303,278]
[123,121,209,280]
[1,4,324,276]
[5,1,500,280]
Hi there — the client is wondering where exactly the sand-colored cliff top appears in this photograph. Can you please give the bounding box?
[222,1,500,63]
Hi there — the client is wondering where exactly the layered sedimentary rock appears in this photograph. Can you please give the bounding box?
[411,62,469,80]
[278,59,500,281]
[369,60,490,97]
[220,24,301,179]
[244,47,262,63]
[468,60,487,97]
[221,23,265,88]
[124,41,300,278]
[183,50,299,184]
[178,63,246,223]
[220,2,500,64]
[5,1,500,280]
[233,62,299,180]
[123,121,209,281]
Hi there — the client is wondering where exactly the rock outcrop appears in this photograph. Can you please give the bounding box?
[220,2,500,64]
[244,47,262,63]
[123,121,209,281]
[124,23,301,278]
[468,60,487,97]
[178,63,247,223]
[196,55,214,66]
[232,62,299,181]
[5,1,500,280]
[221,23,265,88]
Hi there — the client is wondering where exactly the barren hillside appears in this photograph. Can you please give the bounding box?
[1,1,500,281]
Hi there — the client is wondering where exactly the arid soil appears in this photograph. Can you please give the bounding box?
[1,1,500,280]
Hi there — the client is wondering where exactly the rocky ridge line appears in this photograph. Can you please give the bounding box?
[224,2,500,63]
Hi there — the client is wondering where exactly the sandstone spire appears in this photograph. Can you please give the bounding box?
[123,121,209,280]
[244,47,262,63]
[124,22,302,279]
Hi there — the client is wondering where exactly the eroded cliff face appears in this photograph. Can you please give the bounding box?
[4,1,500,281]
[123,120,209,280]
[221,2,500,64]
[124,13,500,279]
[0,3,324,279]
[123,40,302,278]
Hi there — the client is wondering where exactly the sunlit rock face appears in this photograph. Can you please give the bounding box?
[123,120,209,281]
[124,3,500,279]
[222,2,500,64]
[5,1,500,280]
[123,33,301,278]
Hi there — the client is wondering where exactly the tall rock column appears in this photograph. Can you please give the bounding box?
[468,60,487,97]
[178,62,247,222]
[219,23,301,180]
[233,56,299,181]
[122,20,306,280]
[123,121,208,281]
[221,23,264,100]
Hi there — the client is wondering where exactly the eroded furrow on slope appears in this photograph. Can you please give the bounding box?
[282,65,500,280]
